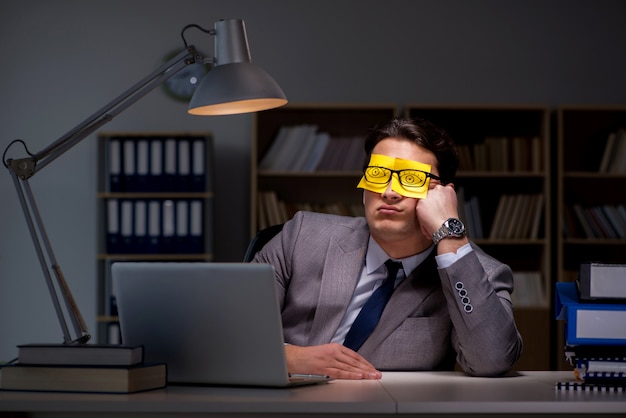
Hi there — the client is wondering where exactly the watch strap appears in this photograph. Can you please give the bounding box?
[432,218,465,245]
[432,223,451,245]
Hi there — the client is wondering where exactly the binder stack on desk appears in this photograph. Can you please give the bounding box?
[555,263,626,391]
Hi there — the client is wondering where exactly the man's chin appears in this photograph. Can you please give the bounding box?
[371,220,416,240]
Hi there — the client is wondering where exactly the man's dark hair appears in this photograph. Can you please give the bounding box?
[364,117,459,185]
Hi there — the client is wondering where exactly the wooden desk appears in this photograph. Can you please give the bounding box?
[1,371,625,417]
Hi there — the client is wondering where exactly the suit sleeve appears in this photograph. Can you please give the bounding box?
[438,247,523,376]
[252,220,298,311]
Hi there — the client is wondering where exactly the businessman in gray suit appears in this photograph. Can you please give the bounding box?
[254,117,523,379]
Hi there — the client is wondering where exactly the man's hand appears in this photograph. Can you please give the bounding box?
[416,184,459,236]
[285,343,382,380]
[416,183,468,252]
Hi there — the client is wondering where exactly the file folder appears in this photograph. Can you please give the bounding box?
[135,139,150,192]
[556,282,626,345]
[579,263,626,303]
[123,139,137,192]
[106,199,120,253]
[163,139,177,192]
[175,200,190,253]
[149,139,163,193]
[189,200,204,254]
[177,139,192,192]
[108,138,122,192]
[161,200,176,253]
[147,200,161,254]
[120,200,134,254]
[191,139,206,192]
[134,200,148,254]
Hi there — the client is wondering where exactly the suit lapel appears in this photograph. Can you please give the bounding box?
[307,230,368,345]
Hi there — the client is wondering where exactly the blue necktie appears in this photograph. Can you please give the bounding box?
[343,260,401,351]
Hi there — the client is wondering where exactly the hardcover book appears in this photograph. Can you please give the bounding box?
[17,344,144,366]
[0,362,166,394]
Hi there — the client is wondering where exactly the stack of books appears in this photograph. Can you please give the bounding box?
[0,344,166,394]
[555,263,626,391]
[258,124,367,173]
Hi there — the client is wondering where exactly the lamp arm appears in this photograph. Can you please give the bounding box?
[4,45,207,345]
[8,171,89,344]
[12,46,204,178]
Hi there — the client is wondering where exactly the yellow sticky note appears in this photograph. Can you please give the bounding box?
[357,154,433,199]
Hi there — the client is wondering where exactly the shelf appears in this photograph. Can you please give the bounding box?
[97,253,213,261]
[555,105,626,370]
[97,192,214,199]
[96,132,215,344]
[252,103,399,232]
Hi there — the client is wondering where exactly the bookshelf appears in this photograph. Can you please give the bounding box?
[556,106,626,369]
[405,105,552,371]
[96,132,214,344]
[251,103,399,233]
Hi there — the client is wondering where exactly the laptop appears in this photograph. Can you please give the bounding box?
[112,262,331,387]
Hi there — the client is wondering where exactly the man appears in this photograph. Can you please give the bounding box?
[253,117,523,379]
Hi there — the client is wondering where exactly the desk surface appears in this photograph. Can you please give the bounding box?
[382,371,626,415]
[1,371,625,417]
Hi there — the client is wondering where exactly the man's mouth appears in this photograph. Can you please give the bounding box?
[378,205,400,215]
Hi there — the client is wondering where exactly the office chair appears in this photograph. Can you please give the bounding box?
[243,223,284,262]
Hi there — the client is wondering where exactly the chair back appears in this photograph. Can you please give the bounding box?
[243,224,284,262]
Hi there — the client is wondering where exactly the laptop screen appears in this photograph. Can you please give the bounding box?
[112,262,297,386]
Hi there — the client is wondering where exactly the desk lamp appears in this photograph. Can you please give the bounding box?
[2,19,287,346]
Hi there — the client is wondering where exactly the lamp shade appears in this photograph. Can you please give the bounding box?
[188,19,287,115]
[188,62,287,115]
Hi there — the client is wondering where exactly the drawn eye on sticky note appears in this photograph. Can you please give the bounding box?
[357,154,433,199]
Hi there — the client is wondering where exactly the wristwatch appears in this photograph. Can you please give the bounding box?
[432,218,466,245]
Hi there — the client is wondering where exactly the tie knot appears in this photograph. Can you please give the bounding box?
[384,260,402,280]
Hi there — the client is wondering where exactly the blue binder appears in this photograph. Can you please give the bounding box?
[148,139,164,193]
[105,199,120,253]
[119,199,135,253]
[108,138,122,192]
[147,200,161,254]
[133,200,148,254]
[122,139,137,192]
[175,200,190,253]
[191,139,206,192]
[556,282,626,345]
[189,200,204,254]
[161,199,176,253]
[163,139,178,192]
[135,139,150,192]
[177,139,192,192]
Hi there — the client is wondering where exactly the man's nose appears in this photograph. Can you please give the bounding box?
[382,180,401,200]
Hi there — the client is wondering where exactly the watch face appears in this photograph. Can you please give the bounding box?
[446,218,465,235]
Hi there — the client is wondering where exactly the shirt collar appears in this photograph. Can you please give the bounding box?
[365,236,434,276]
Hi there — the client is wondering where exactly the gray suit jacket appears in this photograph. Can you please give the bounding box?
[254,211,523,376]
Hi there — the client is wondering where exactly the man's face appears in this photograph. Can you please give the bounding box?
[361,137,440,243]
